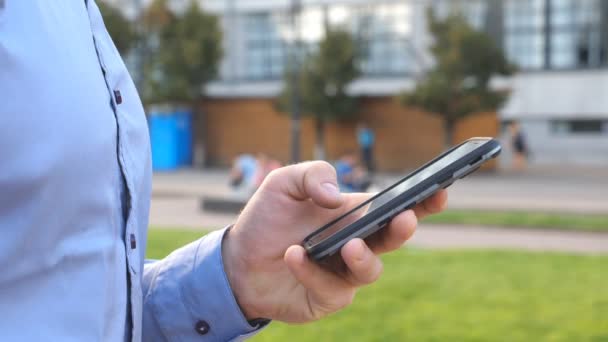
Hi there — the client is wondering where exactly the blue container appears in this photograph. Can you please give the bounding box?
[148,108,193,171]
[149,111,179,171]
[174,110,193,166]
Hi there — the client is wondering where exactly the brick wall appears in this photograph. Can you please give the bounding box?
[197,96,499,172]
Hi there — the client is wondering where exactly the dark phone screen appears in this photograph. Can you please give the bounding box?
[306,140,486,247]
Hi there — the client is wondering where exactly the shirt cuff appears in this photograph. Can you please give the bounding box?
[145,227,268,341]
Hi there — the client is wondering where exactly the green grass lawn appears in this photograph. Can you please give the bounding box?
[147,229,608,341]
[423,210,608,232]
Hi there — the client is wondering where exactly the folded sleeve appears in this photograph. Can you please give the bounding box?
[142,228,269,341]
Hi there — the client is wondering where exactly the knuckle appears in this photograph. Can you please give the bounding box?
[263,166,287,185]
[309,160,336,176]
[265,167,282,181]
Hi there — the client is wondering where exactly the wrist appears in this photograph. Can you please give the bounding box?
[221,226,261,321]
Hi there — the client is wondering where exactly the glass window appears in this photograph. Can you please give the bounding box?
[349,3,413,76]
[432,0,488,30]
[243,13,288,80]
[549,0,604,69]
[504,0,546,69]
[551,119,606,134]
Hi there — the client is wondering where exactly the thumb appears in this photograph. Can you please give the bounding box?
[266,161,343,209]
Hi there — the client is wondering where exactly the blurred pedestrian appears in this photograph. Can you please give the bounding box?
[229,153,258,195]
[509,121,529,171]
[357,122,376,173]
[335,152,372,192]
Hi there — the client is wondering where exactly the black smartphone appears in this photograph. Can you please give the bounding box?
[302,137,502,261]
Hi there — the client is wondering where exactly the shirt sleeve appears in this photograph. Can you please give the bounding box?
[141,227,269,341]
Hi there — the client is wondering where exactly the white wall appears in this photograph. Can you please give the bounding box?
[501,70,608,119]
[498,71,608,166]
[501,120,608,166]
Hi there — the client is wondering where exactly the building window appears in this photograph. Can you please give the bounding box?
[242,3,414,80]
[350,3,413,76]
[243,13,288,80]
[504,0,546,70]
[432,0,488,30]
[549,0,605,69]
[551,119,606,134]
[325,3,414,76]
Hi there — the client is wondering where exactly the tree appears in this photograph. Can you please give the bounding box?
[143,0,223,105]
[97,0,137,56]
[400,11,515,147]
[279,28,361,160]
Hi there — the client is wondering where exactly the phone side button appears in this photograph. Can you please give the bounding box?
[463,165,481,178]
[441,179,454,189]
[418,184,440,201]
[378,217,392,228]
[453,166,471,179]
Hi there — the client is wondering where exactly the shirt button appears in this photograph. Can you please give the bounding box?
[114,90,123,104]
[195,320,210,335]
[130,233,136,249]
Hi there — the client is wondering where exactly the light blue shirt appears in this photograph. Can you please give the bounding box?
[0,1,263,341]
[357,128,374,148]
[236,154,257,184]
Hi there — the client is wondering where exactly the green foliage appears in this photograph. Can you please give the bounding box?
[423,210,608,232]
[145,230,608,341]
[146,229,207,258]
[280,28,361,121]
[278,28,361,157]
[252,249,607,341]
[401,11,515,145]
[142,0,223,105]
[97,0,137,55]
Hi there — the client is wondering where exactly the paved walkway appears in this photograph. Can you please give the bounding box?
[153,165,608,214]
[410,224,608,255]
[149,165,608,255]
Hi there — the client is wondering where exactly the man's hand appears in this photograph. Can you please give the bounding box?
[222,161,447,323]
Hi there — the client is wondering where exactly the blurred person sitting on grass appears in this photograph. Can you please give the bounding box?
[0,3,448,342]
[336,151,372,192]
[229,153,258,196]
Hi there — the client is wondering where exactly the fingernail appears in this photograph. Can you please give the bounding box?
[322,182,341,199]
[286,245,305,265]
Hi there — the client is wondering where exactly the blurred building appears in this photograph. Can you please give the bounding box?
[193,0,608,167]
[112,0,608,168]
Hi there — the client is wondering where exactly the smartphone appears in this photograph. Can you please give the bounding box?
[302,137,502,261]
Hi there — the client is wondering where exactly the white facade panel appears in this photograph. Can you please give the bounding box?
[501,71,608,119]
[499,120,608,166]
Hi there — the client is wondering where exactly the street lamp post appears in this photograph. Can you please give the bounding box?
[289,0,302,164]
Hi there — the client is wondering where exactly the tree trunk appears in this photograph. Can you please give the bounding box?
[444,119,455,148]
[314,118,326,160]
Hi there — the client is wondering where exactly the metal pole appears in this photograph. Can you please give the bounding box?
[289,0,302,164]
